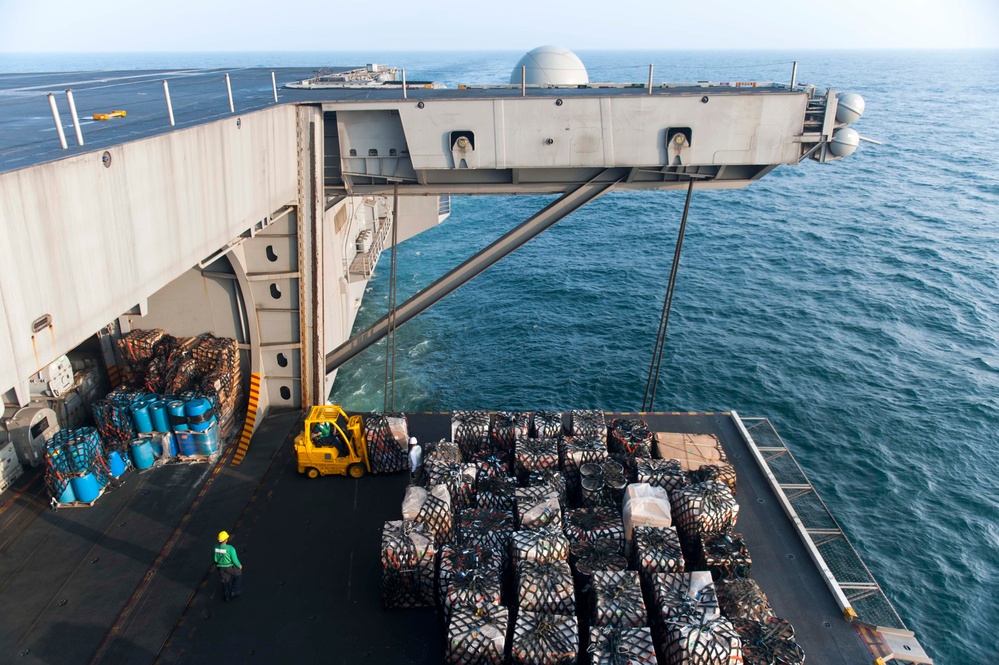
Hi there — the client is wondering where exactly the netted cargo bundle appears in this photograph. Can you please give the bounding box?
[452,411,491,459]
[732,617,804,665]
[561,437,609,498]
[636,458,689,499]
[512,528,570,564]
[622,483,672,552]
[563,506,625,545]
[402,484,454,545]
[116,329,168,371]
[456,508,515,565]
[92,390,140,449]
[446,604,509,665]
[672,482,739,541]
[651,572,719,624]
[590,570,647,628]
[492,411,530,452]
[609,452,639,483]
[364,412,410,473]
[532,410,564,439]
[476,475,518,512]
[475,454,511,480]
[439,547,504,616]
[716,579,774,623]
[587,626,657,665]
[699,532,752,581]
[190,332,239,375]
[518,493,563,531]
[525,469,568,508]
[510,611,578,665]
[380,520,436,609]
[427,462,478,511]
[515,437,560,478]
[425,439,464,467]
[579,459,628,509]
[570,539,628,583]
[570,410,607,442]
[690,463,738,495]
[608,418,656,457]
[517,559,576,615]
[632,526,685,579]
[660,614,742,665]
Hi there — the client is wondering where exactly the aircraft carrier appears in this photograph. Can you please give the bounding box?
[0,49,931,663]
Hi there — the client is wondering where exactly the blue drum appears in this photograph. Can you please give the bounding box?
[168,401,188,431]
[130,439,155,470]
[149,400,172,432]
[70,472,101,503]
[108,450,127,477]
[184,397,215,432]
[131,397,154,433]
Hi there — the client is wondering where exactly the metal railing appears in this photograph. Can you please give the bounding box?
[346,216,392,282]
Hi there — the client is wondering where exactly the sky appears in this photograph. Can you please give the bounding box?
[0,0,997,52]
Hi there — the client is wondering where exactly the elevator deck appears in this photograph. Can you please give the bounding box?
[0,411,873,664]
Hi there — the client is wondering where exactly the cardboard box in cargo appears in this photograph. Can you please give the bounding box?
[655,433,726,471]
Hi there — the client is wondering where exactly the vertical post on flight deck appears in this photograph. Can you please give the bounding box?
[65,89,84,146]
[47,93,68,150]
[163,80,175,126]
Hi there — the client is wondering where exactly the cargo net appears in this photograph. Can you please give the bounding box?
[455,508,515,567]
[660,614,742,665]
[590,570,647,629]
[716,579,775,623]
[608,452,639,483]
[563,506,625,545]
[587,626,657,665]
[673,482,739,542]
[525,469,568,508]
[512,528,570,564]
[632,526,685,579]
[475,454,510,480]
[570,410,607,442]
[143,336,199,395]
[439,545,504,616]
[364,413,410,473]
[518,493,563,531]
[192,333,242,430]
[510,611,578,665]
[427,462,478,511]
[92,389,140,449]
[699,532,752,581]
[402,484,454,545]
[636,458,690,499]
[446,604,509,665]
[532,410,564,439]
[570,539,628,580]
[44,427,113,501]
[651,573,720,624]
[732,617,804,665]
[476,475,518,512]
[515,438,560,480]
[491,411,529,453]
[517,559,576,615]
[689,463,738,496]
[380,520,436,609]
[608,418,656,457]
[560,437,608,497]
[452,411,491,459]
[580,459,628,510]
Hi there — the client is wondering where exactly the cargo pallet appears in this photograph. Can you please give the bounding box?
[51,485,106,509]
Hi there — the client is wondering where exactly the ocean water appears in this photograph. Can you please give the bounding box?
[3,49,996,663]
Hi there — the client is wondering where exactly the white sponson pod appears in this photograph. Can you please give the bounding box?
[829,127,860,158]
[836,92,866,124]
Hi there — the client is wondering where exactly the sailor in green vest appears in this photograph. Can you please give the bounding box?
[214,530,243,601]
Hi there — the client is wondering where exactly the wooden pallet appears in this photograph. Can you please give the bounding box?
[52,485,106,509]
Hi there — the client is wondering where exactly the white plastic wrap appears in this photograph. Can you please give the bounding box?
[622,483,672,546]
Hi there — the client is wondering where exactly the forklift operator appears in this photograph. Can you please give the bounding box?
[311,421,348,457]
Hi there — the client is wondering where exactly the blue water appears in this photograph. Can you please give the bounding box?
[3,49,996,663]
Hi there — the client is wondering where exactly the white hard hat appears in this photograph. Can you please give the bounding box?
[409,436,418,446]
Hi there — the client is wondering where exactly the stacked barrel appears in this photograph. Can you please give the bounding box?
[378,411,806,665]
[44,427,112,505]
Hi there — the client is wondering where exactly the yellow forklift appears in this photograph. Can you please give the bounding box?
[294,405,370,478]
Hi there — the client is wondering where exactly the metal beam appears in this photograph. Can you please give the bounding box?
[325,173,623,374]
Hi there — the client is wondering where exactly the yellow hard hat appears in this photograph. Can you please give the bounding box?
[218,531,229,542]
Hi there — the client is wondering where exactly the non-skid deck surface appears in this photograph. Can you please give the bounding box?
[0,411,870,664]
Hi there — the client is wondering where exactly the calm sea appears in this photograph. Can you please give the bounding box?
[4,49,996,663]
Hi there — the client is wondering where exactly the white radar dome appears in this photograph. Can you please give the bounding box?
[510,46,589,86]
[835,92,866,125]
[829,127,860,158]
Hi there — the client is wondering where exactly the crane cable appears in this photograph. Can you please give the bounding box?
[383,183,400,412]
[642,178,695,412]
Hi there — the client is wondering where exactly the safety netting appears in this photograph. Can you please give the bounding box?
[510,611,578,665]
[516,559,576,615]
[445,604,509,665]
[380,520,436,609]
[632,525,685,580]
[589,570,647,628]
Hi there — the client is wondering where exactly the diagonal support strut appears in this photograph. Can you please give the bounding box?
[325,173,624,376]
